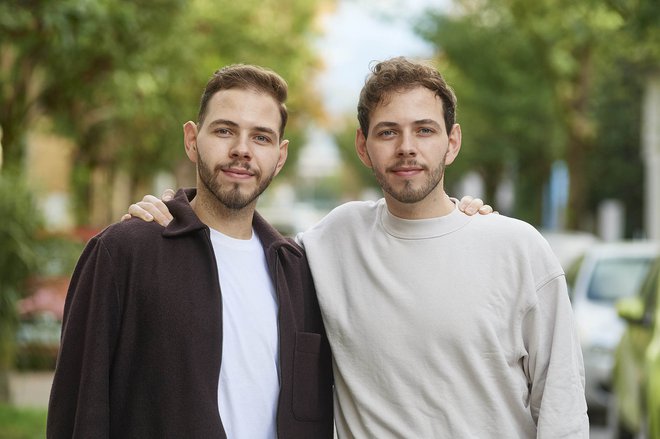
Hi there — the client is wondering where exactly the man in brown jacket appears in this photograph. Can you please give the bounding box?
[47,65,333,438]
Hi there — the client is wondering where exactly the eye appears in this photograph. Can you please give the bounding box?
[254,134,272,144]
[214,128,232,136]
[418,127,435,135]
[378,129,397,138]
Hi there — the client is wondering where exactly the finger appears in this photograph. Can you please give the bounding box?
[135,200,172,226]
[162,188,176,202]
[141,194,174,224]
[458,196,474,212]
[127,203,154,222]
[120,213,132,222]
[478,205,494,215]
[465,197,484,215]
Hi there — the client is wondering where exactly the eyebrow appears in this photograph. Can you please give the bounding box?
[371,121,399,132]
[371,119,442,132]
[413,119,442,129]
[208,119,239,129]
[207,119,277,136]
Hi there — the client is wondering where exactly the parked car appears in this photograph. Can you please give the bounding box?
[611,254,660,439]
[569,241,659,415]
[541,230,598,272]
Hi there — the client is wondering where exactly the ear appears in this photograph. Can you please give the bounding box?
[183,121,199,163]
[355,128,373,168]
[444,123,462,166]
[273,139,289,177]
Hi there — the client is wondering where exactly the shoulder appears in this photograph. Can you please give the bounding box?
[326,199,380,220]
[470,214,562,275]
[470,213,546,243]
[91,219,168,256]
[307,200,380,234]
[298,199,381,249]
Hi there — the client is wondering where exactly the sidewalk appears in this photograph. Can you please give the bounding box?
[8,370,53,408]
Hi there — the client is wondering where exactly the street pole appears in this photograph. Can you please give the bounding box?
[643,74,660,240]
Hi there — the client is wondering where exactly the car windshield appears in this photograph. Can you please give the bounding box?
[587,257,654,302]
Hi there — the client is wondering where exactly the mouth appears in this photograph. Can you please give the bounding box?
[390,165,424,178]
[221,165,255,180]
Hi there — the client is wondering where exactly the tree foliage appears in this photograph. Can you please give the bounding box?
[420,14,561,222]
[1,0,329,225]
[0,171,42,402]
[419,0,659,230]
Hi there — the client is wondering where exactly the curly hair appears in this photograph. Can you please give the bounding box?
[357,57,457,138]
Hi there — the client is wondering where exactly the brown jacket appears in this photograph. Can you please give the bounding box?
[47,188,333,438]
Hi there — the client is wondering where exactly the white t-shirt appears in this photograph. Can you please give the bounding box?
[209,228,280,439]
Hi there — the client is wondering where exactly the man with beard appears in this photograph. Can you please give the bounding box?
[47,64,334,438]
[298,57,589,437]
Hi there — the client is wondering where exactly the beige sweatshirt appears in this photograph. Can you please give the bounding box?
[299,198,589,438]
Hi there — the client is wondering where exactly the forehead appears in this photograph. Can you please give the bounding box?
[204,88,281,131]
[370,87,445,128]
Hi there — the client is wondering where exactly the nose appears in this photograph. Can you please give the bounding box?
[396,133,417,157]
[230,135,252,160]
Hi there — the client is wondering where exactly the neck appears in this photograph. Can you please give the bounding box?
[384,191,456,220]
[190,188,255,240]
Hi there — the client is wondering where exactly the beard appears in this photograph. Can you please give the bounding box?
[372,152,447,204]
[197,152,275,210]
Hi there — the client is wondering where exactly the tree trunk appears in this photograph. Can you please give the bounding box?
[0,368,10,403]
[0,52,40,171]
[562,45,595,230]
[0,113,26,171]
[565,131,591,230]
[0,323,15,403]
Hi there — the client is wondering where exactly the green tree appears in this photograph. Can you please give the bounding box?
[420,0,660,229]
[0,172,42,402]
[500,0,631,229]
[587,60,646,237]
[420,14,561,223]
[1,0,329,225]
[0,0,185,168]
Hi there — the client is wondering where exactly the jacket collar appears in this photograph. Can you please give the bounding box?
[162,188,303,259]
[161,188,207,236]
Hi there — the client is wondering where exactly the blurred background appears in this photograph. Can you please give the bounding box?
[1,0,659,437]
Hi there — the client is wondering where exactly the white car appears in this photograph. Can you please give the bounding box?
[541,230,599,271]
[570,241,659,415]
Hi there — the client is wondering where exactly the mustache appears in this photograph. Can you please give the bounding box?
[214,160,259,176]
[386,160,427,171]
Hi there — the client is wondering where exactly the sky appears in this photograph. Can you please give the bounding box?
[315,0,451,116]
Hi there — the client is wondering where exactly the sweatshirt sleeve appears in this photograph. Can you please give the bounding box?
[47,235,121,439]
[522,274,589,438]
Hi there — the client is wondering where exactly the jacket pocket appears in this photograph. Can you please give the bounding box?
[292,331,333,421]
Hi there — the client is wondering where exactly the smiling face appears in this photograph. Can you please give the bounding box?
[356,86,461,219]
[184,88,288,212]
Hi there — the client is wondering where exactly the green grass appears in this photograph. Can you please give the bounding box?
[0,404,47,439]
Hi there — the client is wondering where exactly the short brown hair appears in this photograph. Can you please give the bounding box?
[198,64,288,138]
[357,57,457,137]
